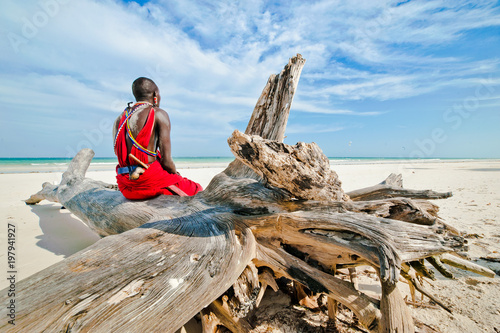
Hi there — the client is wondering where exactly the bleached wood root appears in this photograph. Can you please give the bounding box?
[426,256,455,279]
[25,181,59,204]
[401,264,452,314]
[379,280,415,333]
[201,298,253,333]
[409,260,436,280]
[254,242,382,331]
[327,297,338,322]
[349,267,359,290]
[347,173,452,201]
[226,263,260,318]
[255,267,278,307]
[439,253,495,278]
[200,308,222,333]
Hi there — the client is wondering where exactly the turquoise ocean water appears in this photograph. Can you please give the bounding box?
[0,157,235,173]
[0,156,487,174]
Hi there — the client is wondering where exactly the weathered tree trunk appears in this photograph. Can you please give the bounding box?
[2,54,480,333]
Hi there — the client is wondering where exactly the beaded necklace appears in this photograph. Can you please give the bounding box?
[114,102,158,157]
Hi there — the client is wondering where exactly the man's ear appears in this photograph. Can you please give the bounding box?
[153,91,159,106]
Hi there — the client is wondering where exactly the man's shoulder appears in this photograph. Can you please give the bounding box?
[113,112,123,127]
[153,106,168,114]
[153,107,170,121]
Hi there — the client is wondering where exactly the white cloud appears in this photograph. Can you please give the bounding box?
[305,60,500,101]
[292,101,384,116]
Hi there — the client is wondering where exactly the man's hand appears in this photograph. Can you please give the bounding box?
[129,167,146,180]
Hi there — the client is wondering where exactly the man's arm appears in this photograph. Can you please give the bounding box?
[155,108,177,174]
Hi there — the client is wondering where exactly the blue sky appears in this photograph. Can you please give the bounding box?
[1,0,499,158]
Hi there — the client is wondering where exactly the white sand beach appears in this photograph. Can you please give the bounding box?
[1,159,499,332]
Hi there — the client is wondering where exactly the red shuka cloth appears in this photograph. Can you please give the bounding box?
[114,106,203,200]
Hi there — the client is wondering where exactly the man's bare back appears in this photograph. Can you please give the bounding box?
[113,77,203,199]
[113,77,177,174]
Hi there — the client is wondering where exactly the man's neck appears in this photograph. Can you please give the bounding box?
[136,100,153,105]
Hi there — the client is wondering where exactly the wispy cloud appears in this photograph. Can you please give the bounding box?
[292,101,384,116]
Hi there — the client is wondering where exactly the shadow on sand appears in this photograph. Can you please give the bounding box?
[28,203,101,258]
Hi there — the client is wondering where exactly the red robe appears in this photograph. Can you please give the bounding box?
[114,107,203,200]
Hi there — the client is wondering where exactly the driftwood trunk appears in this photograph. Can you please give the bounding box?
[3,54,488,333]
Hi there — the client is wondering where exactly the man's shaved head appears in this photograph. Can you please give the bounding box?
[132,77,159,102]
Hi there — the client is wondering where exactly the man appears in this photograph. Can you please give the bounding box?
[113,77,203,200]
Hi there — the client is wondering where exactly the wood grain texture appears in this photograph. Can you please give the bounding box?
[229,130,347,201]
[244,53,305,142]
[3,204,256,332]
